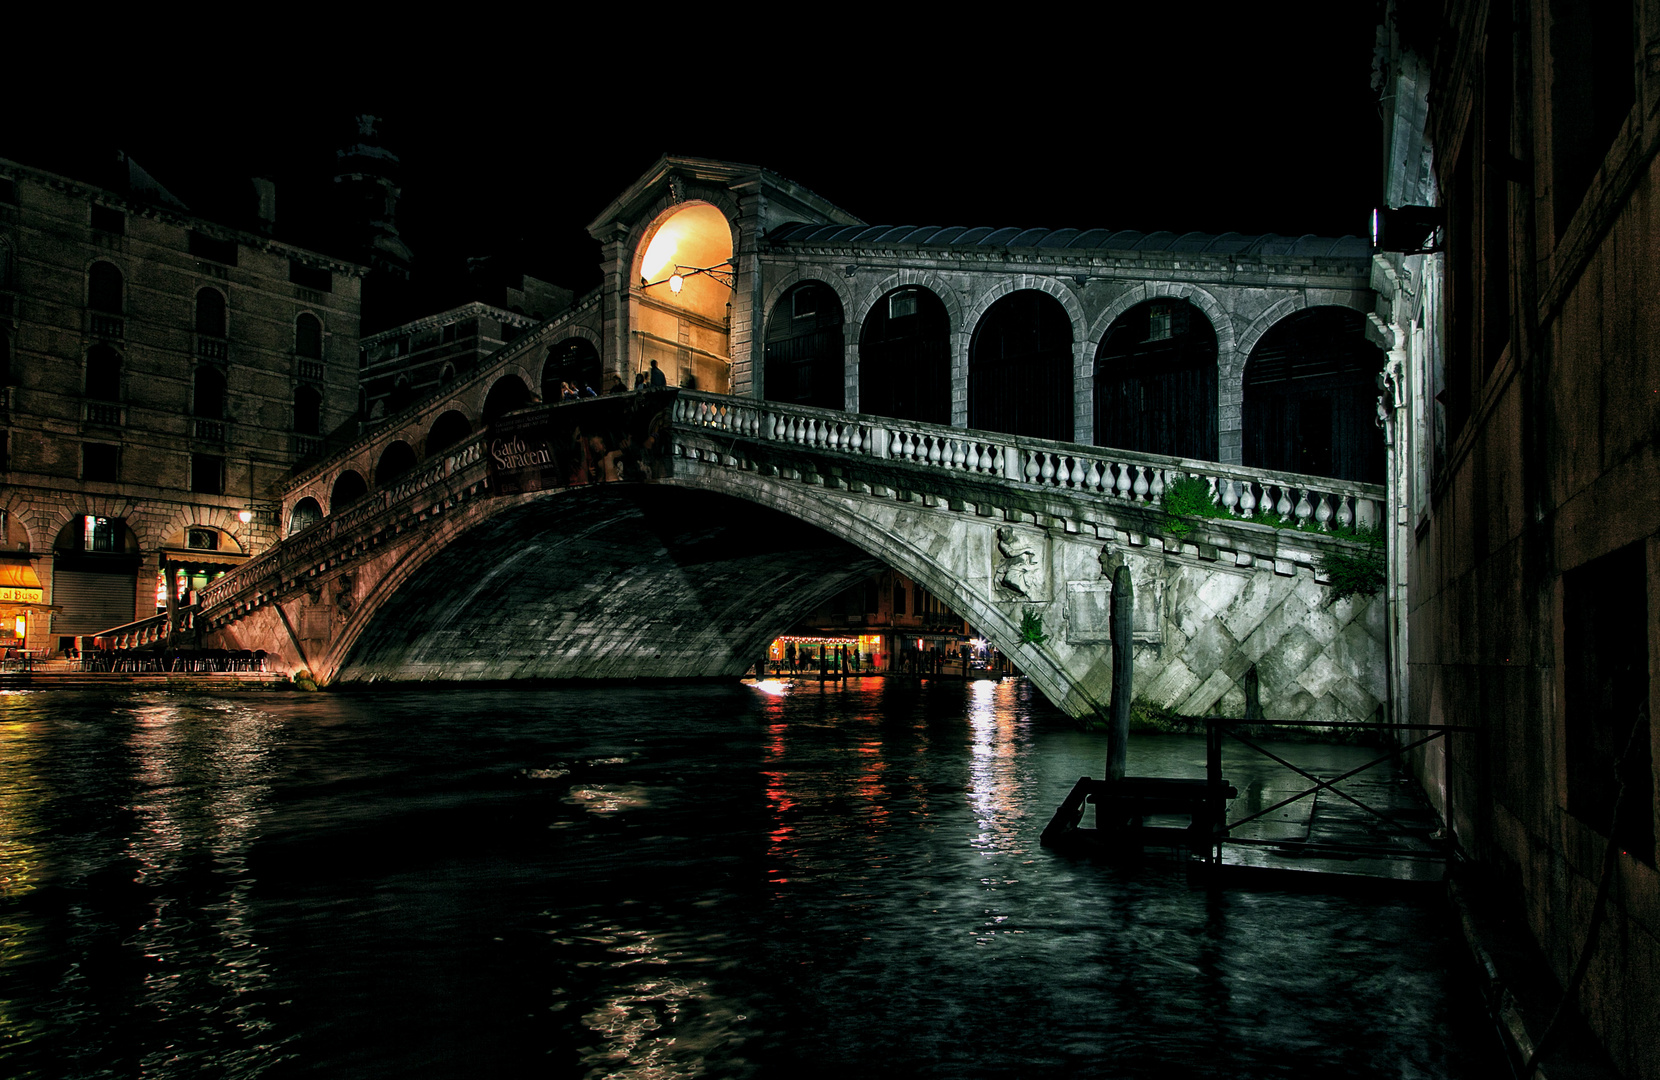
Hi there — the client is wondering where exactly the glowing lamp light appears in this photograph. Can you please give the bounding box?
[668,273,684,294]
[238,510,253,523]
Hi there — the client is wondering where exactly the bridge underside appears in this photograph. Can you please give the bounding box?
[335,486,883,683]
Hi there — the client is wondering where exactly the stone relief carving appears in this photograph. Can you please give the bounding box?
[996,526,1046,598]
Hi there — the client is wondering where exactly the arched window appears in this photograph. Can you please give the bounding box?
[296,313,323,360]
[86,345,122,400]
[482,375,532,425]
[969,290,1073,441]
[1094,299,1219,460]
[195,288,226,338]
[288,497,323,536]
[294,385,322,436]
[331,470,368,511]
[193,367,226,418]
[375,441,417,485]
[88,262,123,313]
[541,338,601,400]
[859,286,950,424]
[1243,307,1385,483]
[439,364,456,388]
[426,410,473,456]
[764,281,845,409]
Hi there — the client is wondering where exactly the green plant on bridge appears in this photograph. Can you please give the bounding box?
[1162,475,1387,601]
[1018,606,1048,645]
[1315,523,1387,603]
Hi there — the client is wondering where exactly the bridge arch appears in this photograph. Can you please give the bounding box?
[855,280,955,426]
[288,497,323,536]
[374,440,417,486]
[482,375,534,425]
[299,478,1090,720]
[330,469,368,512]
[630,199,740,392]
[1093,297,1220,460]
[541,336,603,399]
[425,410,473,458]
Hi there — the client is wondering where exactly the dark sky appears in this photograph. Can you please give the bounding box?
[14,7,1382,294]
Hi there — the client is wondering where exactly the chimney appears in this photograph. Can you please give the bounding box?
[251,177,277,234]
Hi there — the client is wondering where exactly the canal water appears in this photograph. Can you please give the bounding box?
[0,678,1494,1078]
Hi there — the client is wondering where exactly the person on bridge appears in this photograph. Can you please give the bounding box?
[648,359,667,388]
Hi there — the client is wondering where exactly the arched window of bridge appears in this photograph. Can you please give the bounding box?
[1094,299,1218,460]
[426,410,473,456]
[288,497,323,536]
[375,440,417,486]
[969,290,1073,441]
[542,339,601,400]
[1243,307,1385,483]
[764,280,844,410]
[482,375,533,425]
[635,202,734,393]
[331,470,367,511]
[859,286,950,424]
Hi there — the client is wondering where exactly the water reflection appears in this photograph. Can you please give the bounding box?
[0,683,1492,1079]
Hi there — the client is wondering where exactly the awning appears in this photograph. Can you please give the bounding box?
[160,547,249,568]
[0,557,44,604]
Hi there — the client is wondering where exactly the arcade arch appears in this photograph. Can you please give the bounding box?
[1242,307,1385,483]
[482,375,533,425]
[542,338,602,400]
[331,470,368,511]
[858,285,950,425]
[1094,298,1219,460]
[763,280,844,410]
[375,441,417,486]
[632,202,735,392]
[288,497,323,536]
[968,290,1074,441]
[426,410,473,456]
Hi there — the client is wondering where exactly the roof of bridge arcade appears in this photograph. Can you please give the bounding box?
[764,223,1370,258]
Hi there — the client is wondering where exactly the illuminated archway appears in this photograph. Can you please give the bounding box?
[632,202,734,393]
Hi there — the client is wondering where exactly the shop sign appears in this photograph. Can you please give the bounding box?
[0,587,42,603]
[485,389,676,497]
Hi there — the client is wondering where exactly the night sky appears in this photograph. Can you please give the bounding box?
[14,7,1382,295]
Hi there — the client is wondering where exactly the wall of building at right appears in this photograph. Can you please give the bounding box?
[1380,2,1660,1075]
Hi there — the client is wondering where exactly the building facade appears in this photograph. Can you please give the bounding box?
[0,158,365,650]
[1373,2,1660,1075]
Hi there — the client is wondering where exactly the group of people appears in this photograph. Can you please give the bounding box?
[563,360,673,400]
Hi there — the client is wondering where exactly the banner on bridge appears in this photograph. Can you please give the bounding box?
[486,389,676,497]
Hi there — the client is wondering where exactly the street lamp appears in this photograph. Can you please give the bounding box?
[642,260,737,294]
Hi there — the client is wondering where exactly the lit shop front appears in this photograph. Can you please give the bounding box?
[767,634,882,669]
[0,556,52,657]
[154,527,247,610]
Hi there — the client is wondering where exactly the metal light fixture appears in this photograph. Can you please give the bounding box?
[643,260,737,293]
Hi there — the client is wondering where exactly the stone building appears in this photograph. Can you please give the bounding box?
[0,156,364,650]
[1372,1,1660,1075]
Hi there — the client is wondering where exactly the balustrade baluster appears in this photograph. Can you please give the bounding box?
[849,426,863,453]
[1038,453,1055,485]
[1221,479,1239,515]
[1295,490,1313,525]
[928,437,942,466]
[1315,493,1333,529]
[1024,452,1041,482]
[1115,463,1132,499]
[1239,481,1258,516]
[992,446,1006,477]
[1275,486,1292,517]
[1133,466,1149,501]
[951,441,966,470]
[1150,468,1166,503]
[1085,461,1104,492]
[978,444,993,473]
[1336,495,1354,529]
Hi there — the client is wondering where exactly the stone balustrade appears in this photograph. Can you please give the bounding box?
[671,391,1385,531]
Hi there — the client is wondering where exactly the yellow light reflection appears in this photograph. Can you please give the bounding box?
[640,226,679,283]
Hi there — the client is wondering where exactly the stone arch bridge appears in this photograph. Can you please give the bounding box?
[193,391,1388,726]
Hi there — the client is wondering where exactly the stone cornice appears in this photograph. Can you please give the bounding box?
[0,156,369,277]
[361,301,547,347]
[586,155,861,239]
